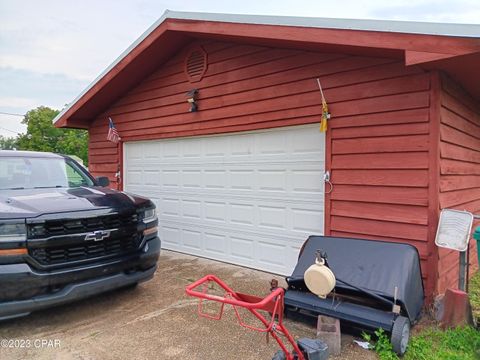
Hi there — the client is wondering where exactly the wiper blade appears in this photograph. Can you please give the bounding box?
[33,185,63,189]
[5,187,25,190]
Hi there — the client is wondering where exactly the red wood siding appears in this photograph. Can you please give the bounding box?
[88,39,443,297]
[437,75,480,293]
[89,40,421,183]
[327,70,438,297]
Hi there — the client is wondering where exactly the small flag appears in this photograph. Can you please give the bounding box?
[316,78,330,132]
[107,117,121,144]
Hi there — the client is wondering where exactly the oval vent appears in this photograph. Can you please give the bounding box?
[184,46,207,83]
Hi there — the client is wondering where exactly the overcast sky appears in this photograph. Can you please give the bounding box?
[1,0,479,137]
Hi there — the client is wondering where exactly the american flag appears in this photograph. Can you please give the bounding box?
[107,117,121,143]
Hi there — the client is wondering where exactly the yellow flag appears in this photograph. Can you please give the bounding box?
[320,99,329,132]
[316,78,330,132]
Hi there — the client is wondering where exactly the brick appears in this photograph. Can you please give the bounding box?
[316,315,341,356]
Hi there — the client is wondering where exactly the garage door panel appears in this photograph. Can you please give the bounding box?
[204,201,227,223]
[162,141,179,158]
[155,202,324,232]
[231,202,255,225]
[291,130,326,155]
[161,197,180,217]
[291,169,324,193]
[258,170,287,192]
[158,218,314,274]
[144,170,160,185]
[258,241,287,267]
[134,187,322,204]
[181,199,202,219]
[126,144,143,160]
[257,132,287,155]
[204,170,226,189]
[182,229,202,250]
[291,208,324,233]
[162,170,180,188]
[231,135,253,156]
[258,205,287,230]
[143,142,160,158]
[182,138,203,158]
[161,226,181,247]
[230,170,255,190]
[205,136,229,157]
[124,124,324,275]
[125,170,143,186]
[204,232,227,255]
[230,236,255,261]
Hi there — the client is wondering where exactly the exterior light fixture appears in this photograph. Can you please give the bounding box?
[186,89,199,112]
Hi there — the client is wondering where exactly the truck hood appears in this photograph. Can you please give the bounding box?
[0,187,152,219]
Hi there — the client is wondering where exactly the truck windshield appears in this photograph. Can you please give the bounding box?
[0,156,94,190]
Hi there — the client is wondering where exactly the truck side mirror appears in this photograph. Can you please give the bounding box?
[96,176,110,187]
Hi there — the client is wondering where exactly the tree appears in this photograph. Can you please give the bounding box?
[0,136,18,150]
[16,106,88,164]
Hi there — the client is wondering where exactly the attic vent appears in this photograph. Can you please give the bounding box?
[185,46,207,83]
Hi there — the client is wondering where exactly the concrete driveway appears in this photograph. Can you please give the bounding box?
[0,251,374,360]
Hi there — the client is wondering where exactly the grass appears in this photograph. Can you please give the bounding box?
[365,326,480,360]
[470,271,480,324]
[404,326,480,360]
[363,271,480,360]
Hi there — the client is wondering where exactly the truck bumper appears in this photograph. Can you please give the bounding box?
[0,237,160,320]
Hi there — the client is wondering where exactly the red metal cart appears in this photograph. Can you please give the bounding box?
[185,274,305,360]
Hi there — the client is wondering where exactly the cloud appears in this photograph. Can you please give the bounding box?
[2,1,478,86]
[0,113,26,138]
[0,96,39,109]
[0,66,89,137]
[368,0,480,23]
[0,67,88,112]
[0,0,157,81]
[0,0,478,140]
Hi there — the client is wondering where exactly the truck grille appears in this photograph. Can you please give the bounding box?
[29,235,142,265]
[28,213,138,239]
[27,213,142,266]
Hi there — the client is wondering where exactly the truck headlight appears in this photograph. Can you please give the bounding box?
[0,223,27,241]
[143,208,157,223]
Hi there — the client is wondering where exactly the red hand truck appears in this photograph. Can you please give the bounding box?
[185,274,305,360]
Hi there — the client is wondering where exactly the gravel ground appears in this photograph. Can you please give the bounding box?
[0,250,376,360]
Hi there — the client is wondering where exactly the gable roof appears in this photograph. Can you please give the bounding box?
[54,10,480,128]
[159,11,480,37]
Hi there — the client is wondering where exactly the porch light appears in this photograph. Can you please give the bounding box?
[186,89,199,112]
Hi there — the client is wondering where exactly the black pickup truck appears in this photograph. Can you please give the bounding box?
[0,150,160,320]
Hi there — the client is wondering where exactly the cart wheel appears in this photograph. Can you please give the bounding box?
[391,316,410,356]
[271,350,286,360]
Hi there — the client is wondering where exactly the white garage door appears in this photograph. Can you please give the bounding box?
[124,124,325,275]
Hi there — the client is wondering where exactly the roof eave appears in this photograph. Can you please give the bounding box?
[54,11,480,128]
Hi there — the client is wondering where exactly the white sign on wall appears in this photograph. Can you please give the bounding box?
[435,209,473,252]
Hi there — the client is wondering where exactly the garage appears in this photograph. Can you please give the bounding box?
[54,11,480,300]
[124,124,325,274]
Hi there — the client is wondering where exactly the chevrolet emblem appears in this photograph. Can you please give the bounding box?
[85,230,111,242]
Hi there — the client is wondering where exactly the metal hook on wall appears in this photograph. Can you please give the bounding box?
[324,170,333,194]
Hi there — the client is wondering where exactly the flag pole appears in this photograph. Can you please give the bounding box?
[107,117,122,190]
[117,139,122,190]
[316,78,325,100]
[316,78,330,133]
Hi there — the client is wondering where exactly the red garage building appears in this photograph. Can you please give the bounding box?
[54,11,480,301]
